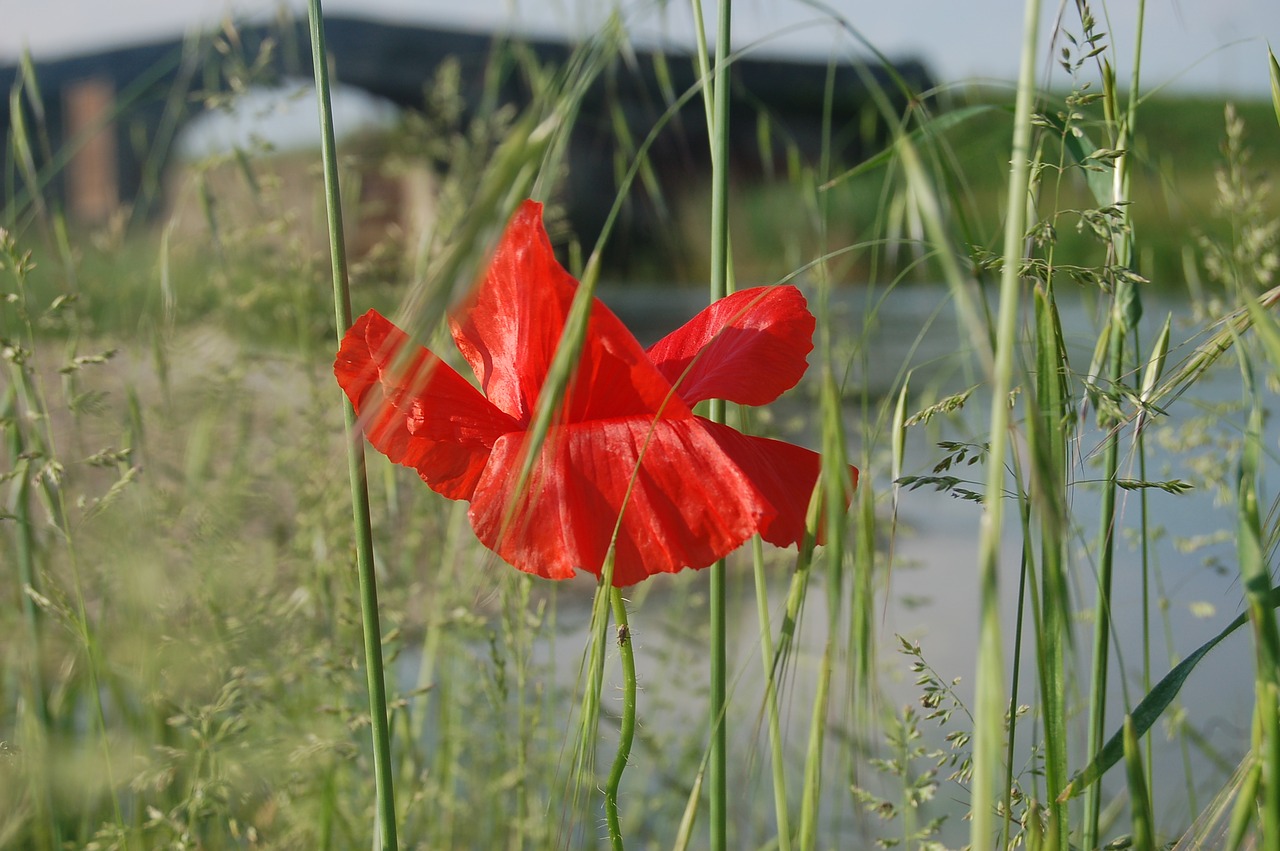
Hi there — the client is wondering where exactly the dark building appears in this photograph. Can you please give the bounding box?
[1,15,933,266]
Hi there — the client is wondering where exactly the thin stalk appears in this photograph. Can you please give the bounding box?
[971,0,1041,847]
[798,639,833,851]
[604,589,637,851]
[1003,523,1031,851]
[751,537,792,851]
[305,4,398,848]
[1124,0,1152,795]
[693,0,734,847]
[512,578,532,850]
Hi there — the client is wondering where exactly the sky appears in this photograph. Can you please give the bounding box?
[5,0,1279,97]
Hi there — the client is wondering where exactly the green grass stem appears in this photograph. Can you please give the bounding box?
[689,0,733,847]
[1083,7,1149,842]
[798,635,832,851]
[1233,336,1280,849]
[750,536,792,851]
[1081,306,1126,851]
[1030,286,1071,848]
[305,3,398,847]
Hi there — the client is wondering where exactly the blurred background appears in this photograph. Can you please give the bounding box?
[7,0,1278,93]
[4,2,1280,849]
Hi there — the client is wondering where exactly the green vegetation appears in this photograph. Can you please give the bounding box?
[5,1,1280,849]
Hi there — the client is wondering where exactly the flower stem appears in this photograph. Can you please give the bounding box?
[700,0,733,846]
[306,3,399,848]
[605,588,637,851]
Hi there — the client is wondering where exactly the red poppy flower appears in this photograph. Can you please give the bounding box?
[334,200,857,587]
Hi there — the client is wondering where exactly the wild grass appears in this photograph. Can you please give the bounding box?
[5,1,1280,849]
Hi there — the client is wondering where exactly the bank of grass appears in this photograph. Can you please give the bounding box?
[677,93,1280,288]
[5,5,1280,850]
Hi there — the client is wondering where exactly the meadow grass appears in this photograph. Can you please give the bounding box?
[4,2,1280,849]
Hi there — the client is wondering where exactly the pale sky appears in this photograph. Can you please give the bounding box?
[4,0,1278,96]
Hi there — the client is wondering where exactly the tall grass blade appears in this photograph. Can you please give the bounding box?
[305,3,398,847]
[971,0,1042,846]
[1081,304,1127,851]
[1122,715,1156,851]
[1062,586,1280,798]
[1028,286,1071,847]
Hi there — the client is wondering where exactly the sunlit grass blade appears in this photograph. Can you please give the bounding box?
[968,0,1043,845]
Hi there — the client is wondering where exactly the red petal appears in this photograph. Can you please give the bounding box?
[697,421,858,547]
[646,286,816,406]
[335,310,518,500]
[467,417,780,586]
[450,200,686,425]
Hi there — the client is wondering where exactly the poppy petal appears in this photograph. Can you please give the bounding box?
[335,309,518,500]
[467,417,780,586]
[646,285,816,407]
[696,420,858,547]
[450,200,686,425]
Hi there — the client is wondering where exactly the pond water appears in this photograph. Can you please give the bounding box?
[424,282,1265,847]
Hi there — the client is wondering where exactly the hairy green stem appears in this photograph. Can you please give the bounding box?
[306,4,399,848]
[604,589,637,851]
